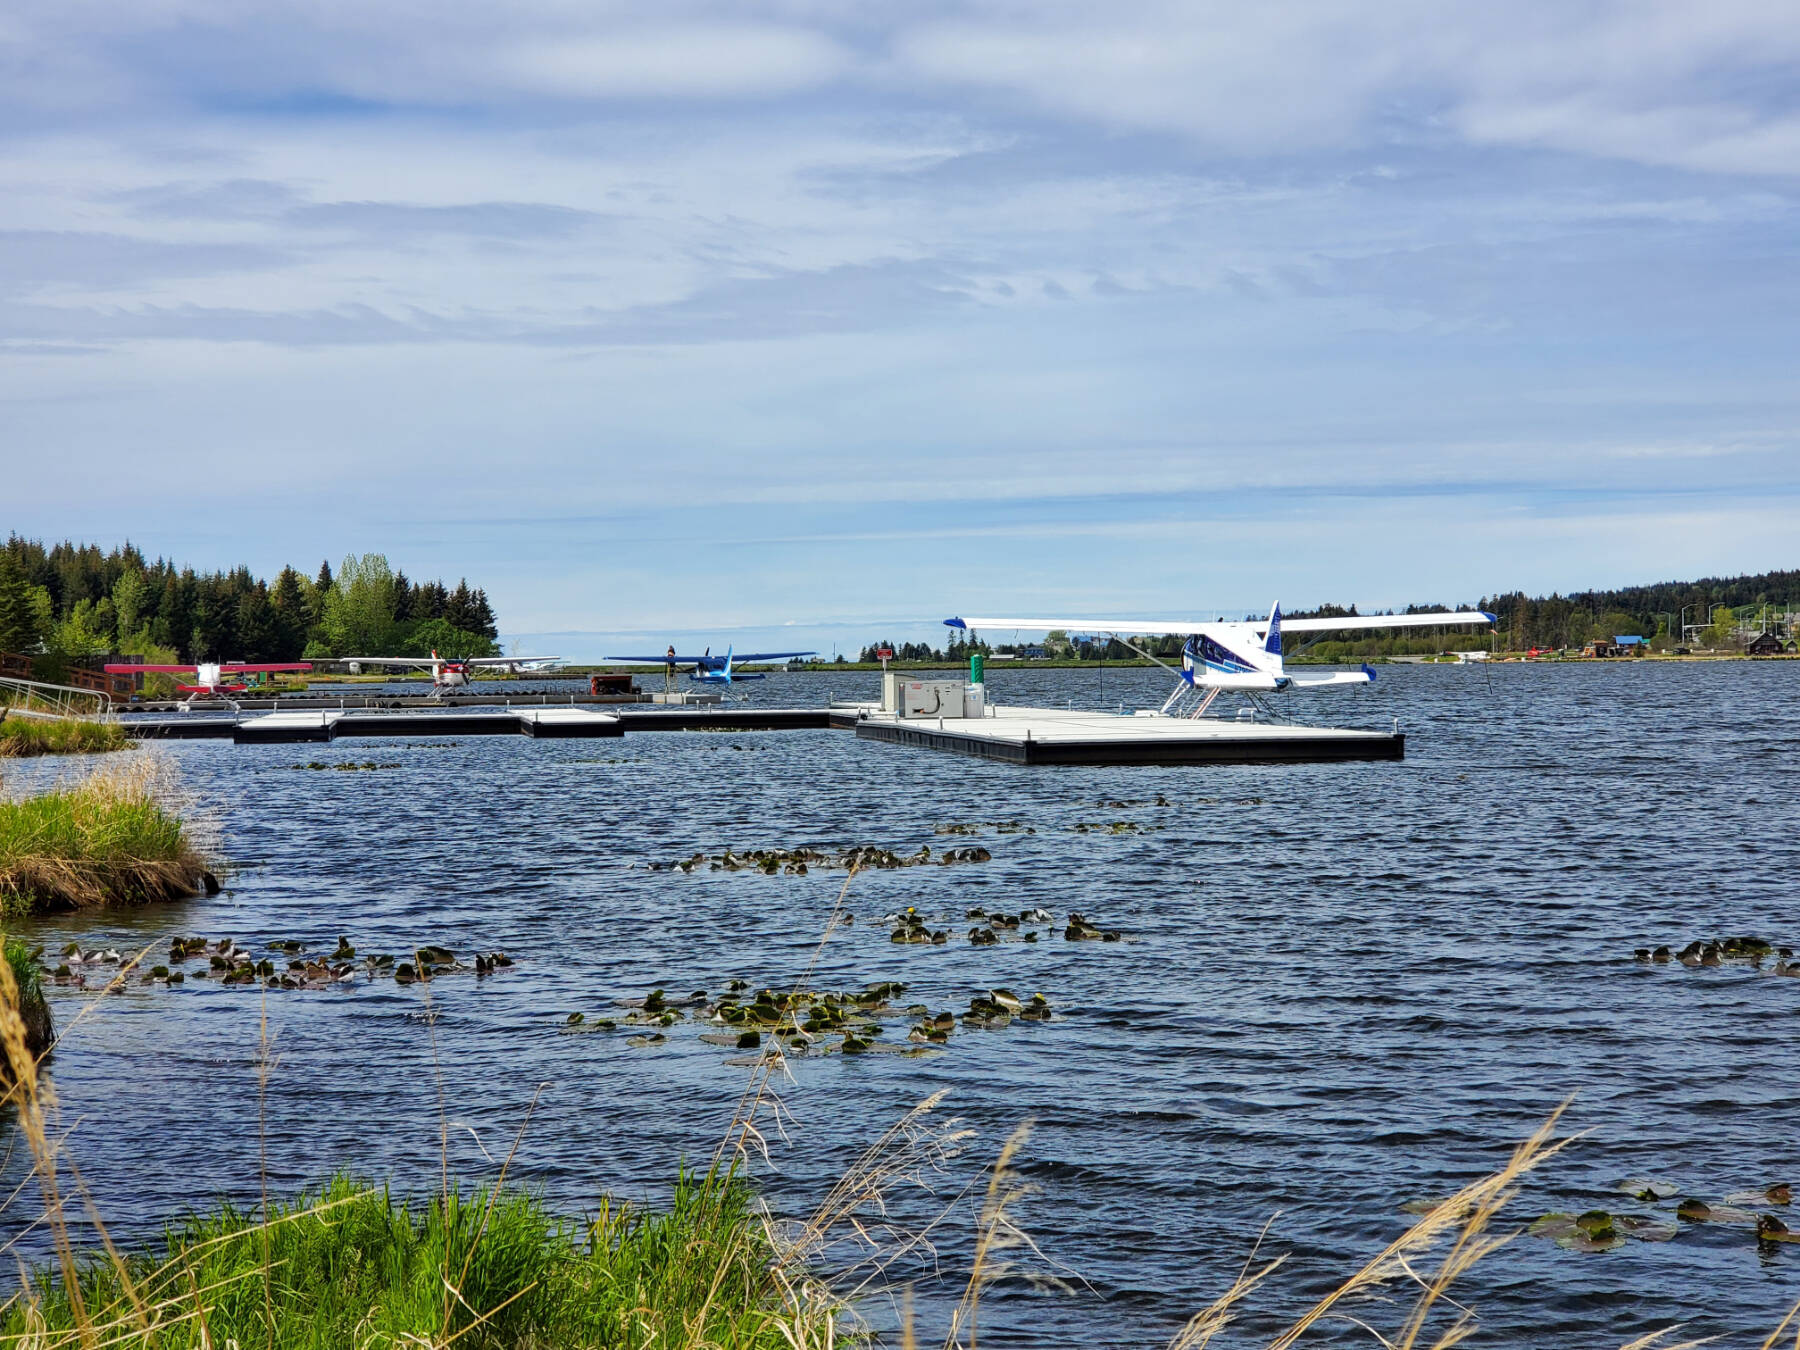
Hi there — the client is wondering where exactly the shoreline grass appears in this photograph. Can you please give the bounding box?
[0,714,132,760]
[1,934,51,1065]
[0,759,207,917]
[1,1169,823,1350]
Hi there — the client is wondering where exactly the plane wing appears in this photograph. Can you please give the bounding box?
[604,651,814,664]
[1268,612,1496,634]
[339,657,440,667]
[945,612,1494,634]
[1287,668,1379,687]
[104,662,312,673]
[459,656,561,667]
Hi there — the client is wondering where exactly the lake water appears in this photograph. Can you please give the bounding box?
[6,663,1799,1346]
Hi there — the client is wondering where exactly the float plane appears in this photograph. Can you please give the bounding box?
[944,606,1495,716]
[604,645,815,685]
[342,650,562,694]
[104,660,313,710]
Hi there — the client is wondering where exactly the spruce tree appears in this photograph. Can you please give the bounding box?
[269,566,307,659]
[446,580,475,632]
[0,552,42,654]
[470,588,497,639]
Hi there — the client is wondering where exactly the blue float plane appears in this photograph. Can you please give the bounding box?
[604,645,815,684]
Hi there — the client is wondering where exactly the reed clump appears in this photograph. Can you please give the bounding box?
[1,934,51,1066]
[0,715,131,759]
[1,1169,822,1350]
[0,758,208,916]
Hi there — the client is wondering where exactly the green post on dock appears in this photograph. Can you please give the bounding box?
[970,652,984,684]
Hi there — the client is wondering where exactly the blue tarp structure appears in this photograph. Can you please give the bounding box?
[1614,635,1648,645]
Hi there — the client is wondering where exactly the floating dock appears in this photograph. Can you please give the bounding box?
[126,691,637,713]
[118,697,1401,765]
[121,705,829,742]
[231,708,623,745]
[842,702,1402,765]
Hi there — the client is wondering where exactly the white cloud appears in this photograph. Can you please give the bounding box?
[503,25,850,99]
[891,0,1800,175]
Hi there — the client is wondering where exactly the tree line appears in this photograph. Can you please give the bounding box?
[0,536,500,675]
[1477,568,1799,652]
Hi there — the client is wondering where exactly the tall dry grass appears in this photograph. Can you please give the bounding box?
[0,754,210,916]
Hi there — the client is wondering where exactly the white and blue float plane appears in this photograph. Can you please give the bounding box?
[944,605,1496,717]
[605,645,816,686]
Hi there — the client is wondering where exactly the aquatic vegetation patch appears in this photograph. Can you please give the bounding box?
[42,934,515,992]
[283,760,402,771]
[1524,1176,1794,1256]
[1633,935,1799,973]
[882,905,1117,947]
[648,842,991,875]
[1088,794,1263,809]
[0,759,211,916]
[1069,820,1160,834]
[935,820,1034,835]
[1063,911,1122,941]
[562,978,1055,1064]
[1527,1209,1675,1251]
[0,715,132,759]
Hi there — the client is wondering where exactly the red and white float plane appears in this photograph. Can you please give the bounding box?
[104,660,313,709]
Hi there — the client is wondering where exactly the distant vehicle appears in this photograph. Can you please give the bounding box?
[342,650,562,693]
[605,645,816,685]
[104,660,313,709]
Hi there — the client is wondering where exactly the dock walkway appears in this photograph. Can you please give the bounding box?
[120,700,1403,765]
[227,707,624,744]
[128,692,636,713]
[846,702,1402,764]
[122,705,831,742]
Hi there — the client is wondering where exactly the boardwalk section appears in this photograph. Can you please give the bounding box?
[845,702,1403,765]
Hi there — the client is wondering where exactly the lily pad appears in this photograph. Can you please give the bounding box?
[1724,1184,1792,1207]
[1557,1230,1627,1253]
[1529,1210,1637,1248]
[1404,1197,1476,1218]
[1615,1177,1679,1201]
[1756,1216,1800,1244]
[1676,1199,1758,1225]
[625,1033,667,1048]
[1615,1214,1678,1242]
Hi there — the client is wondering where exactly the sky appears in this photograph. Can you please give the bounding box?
[4,1,1798,658]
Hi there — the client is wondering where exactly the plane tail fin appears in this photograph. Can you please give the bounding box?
[1264,603,1282,655]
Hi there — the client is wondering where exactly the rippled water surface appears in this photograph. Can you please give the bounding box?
[7,663,1800,1347]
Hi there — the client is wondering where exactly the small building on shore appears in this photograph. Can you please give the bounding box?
[1582,636,1649,657]
[1745,632,1793,656]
